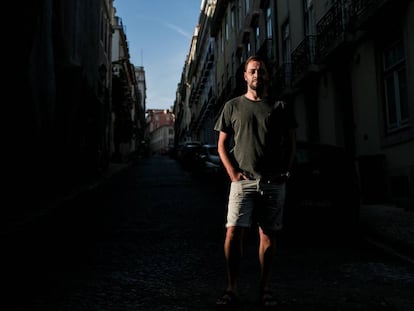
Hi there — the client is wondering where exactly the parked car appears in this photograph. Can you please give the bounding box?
[175,141,202,169]
[283,141,361,239]
[195,144,222,174]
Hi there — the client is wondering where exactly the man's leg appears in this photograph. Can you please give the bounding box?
[217,180,255,306]
[258,227,278,307]
[258,227,276,292]
[224,226,245,293]
[216,226,245,306]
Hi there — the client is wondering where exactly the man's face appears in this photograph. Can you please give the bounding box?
[244,60,268,91]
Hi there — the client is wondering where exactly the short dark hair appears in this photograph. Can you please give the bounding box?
[244,55,266,71]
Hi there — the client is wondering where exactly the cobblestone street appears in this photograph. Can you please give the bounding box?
[3,156,414,311]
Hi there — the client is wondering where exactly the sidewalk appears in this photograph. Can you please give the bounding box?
[2,162,131,235]
[359,203,414,260]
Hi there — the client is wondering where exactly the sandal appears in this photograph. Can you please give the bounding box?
[259,290,278,308]
[216,290,239,308]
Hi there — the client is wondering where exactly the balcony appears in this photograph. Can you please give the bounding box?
[349,0,396,31]
[291,35,318,83]
[317,0,398,62]
[211,0,230,37]
[256,38,274,62]
[237,28,251,45]
[316,1,349,61]
[206,53,214,69]
[272,63,292,98]
[201,52,214,77]
[250,10,261,27]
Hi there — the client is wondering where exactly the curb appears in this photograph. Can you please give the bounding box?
[359,204,414,262]
[1,163,131,236]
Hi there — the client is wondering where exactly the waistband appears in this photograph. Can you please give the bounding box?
[242,170,287,183]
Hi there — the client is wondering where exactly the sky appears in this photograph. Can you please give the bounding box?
[114,0,203,111]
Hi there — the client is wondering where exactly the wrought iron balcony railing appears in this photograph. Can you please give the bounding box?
[351,0,382,17]
[349,0,391,29]
[291,35,318,81]
[273,62,292,97]
[316,1,348,60]
[256,38,274,63]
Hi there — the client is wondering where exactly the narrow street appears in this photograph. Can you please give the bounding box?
[3,156,414,311]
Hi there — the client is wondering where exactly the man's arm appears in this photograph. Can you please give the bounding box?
[217,131,245,182]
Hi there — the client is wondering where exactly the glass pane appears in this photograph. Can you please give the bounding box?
[385,77,397,126]
[383,49,393,69]
[395,40,404,62]
[266,8,272,38]
[398,69,409,123]
[383,40,404,70]
[283,23,290,39]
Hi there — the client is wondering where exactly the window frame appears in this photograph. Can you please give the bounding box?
[382,37,409,134]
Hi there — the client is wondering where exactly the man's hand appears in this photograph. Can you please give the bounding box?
[229,171,249,182]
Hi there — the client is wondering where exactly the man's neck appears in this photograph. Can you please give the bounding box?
[245,89,267,101]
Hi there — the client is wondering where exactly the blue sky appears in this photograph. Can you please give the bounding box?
[114,0,202,110]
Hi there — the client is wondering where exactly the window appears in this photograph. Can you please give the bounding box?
[218,32,221,53]
[225,15,229,41]
[238,1,242,30]
[245,41,251,58]
[266,6,272,39]
[255,26,260,52]
[226,64,230,82]
[382,38,409,133]
[100,9,108,52]
[282,21,291,63]
[221,30,225,52]
[245,0,249,14]
[303,0,316,63]
[282,21,292,85]
[304,0,315,36]
[264,5,273,59]
[232,52,236,75]
[66,2,79,62]
[231,5,235,29]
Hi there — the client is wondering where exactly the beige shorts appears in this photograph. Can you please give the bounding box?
[226,179,286,231]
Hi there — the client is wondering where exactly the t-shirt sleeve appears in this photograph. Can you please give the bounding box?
[214,102,232,133]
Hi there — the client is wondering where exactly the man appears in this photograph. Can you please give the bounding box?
[214,55,297,308]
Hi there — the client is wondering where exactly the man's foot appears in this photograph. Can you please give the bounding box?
[259,290,278,308]
[216,290,239,308]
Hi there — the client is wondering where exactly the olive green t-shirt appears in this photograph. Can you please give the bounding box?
[214,95,297,178]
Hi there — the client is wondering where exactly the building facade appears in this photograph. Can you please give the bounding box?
[174,0,414,208]
[174,1,218,146]
[15,0,146,219]
[147,109,175,155]
[19,0,115,198]
[111,12,147,162]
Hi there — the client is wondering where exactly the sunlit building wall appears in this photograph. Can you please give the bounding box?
[179,0,414,207]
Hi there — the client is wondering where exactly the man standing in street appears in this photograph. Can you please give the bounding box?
[214,55,297,308]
